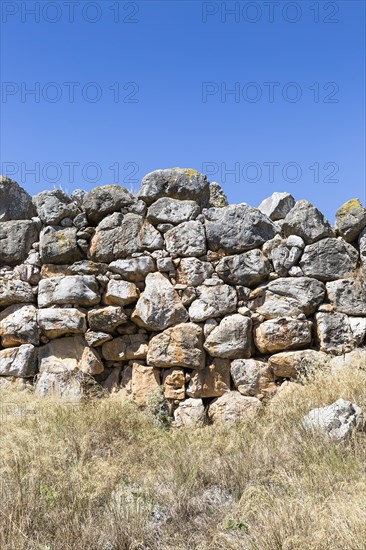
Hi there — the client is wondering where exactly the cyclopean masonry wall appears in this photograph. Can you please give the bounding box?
[1,169,366,426]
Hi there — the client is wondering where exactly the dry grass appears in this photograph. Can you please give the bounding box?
[1,365,366,550]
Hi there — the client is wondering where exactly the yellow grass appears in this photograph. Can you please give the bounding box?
[1,365,366,550]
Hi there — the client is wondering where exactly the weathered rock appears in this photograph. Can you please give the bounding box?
[268,350,330,379]
[176,257,214,286]
[300,238,358,281]
[315,312,357,355]
[132,273,188,331]
[0,279,35,307]
[0,176,37,221]
[147,322,205,369]
[82,184,135,224]
[203,314,252,359]
[208,182,228,208]
[302,399,364,441]
[230,358,275,397]
[138,168,210,206]
[0,305,39,346]
[205,204,276,253]
[38,275,100,308]
[85,330,112,347]
[37,308,86,339]
[282,200,334,244]
[348,317,366,346]
[329,348,366,370]
[0,344,38,377]
[103,280,139,306]
[359,228,366,271]
[162,368,185,400]
[33,189,79,225]
[38,336,104,375]
[109,256,156,282]
[208,391,262,424]
[164,221,206,257]
[258,192,295,221]
[0,220,39,265]
[40,226,84,264]
[326,278,366,316]
[173,398,206,428]
[102,334,148,361]
[186,358,231,398]
[130,362,161,407]
[87,306,127,333]
[90,213,163,262]
[35,371,84,400]
[216,250,270,286]
[188,284,237,322]
[254,317,312,354]
[335,199,366,242]
[147,197,200,225]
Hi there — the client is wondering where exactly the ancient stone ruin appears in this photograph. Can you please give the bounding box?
[1,169,365,426]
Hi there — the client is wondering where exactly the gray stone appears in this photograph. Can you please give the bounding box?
[208,391,262,424]
[37,308,87,339]
[268,350,330,379]
[254,317,312,354]
[0,304,39,347]
[258,192,295,221]
[282,200,334,244]
[40,226,84,264]
[205,204,276,253]
[109,256,156,282]
[230,358,275,397]
[302,399,364,441]
[35,371,85,400]
[188,284,237,322]
[300,238,358,281]
[146,197,200,225]
[176,257,214,286]
[38,275,100,308]
[326,278,366,316]
[216,250,270,286]
[89,213,163,262]
[0,344,38,377]
[131,273,188,331]
[335,199,366,242]
[173,398,205,428]
[103,279,139,306]
[203,314,252,359]
[0,176,37,221]
[209,182,228,208]
[0,279,34,307]
[315,312,357,355]
[359,228,366,271]
[38,336,104,375]
[164,220,206,257]
[102,334,148,361]
[138,168,210,206]
[82,184,135,224]
[87,306,127,333]
[147,322,205,369]
[33,189,80,225]
[0,220,39,266]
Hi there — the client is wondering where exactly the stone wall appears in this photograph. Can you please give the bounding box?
[1,169,365,425]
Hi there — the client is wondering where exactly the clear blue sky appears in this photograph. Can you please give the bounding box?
[1,0,365,221]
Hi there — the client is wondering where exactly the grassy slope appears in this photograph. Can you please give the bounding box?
[0,366,366,550]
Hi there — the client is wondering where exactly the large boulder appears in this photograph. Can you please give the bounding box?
[216,250,270,287]
[205,204,276,254]
[329,348,366,370]
[359,228,366,271]
[187,358,231,398]
[33,189,79,225]
[103,280,139,306]
[164,220,206,257]
[302,399,364,441]
[230,358,275,397]
[40,226,84,264]
[281,200,333,244]
[130,362,161,407]
[146,197,200,225]
[87,306,127,333]
[131,273,188,331]
[208,391,262,424]
[326,278,366,316]
[82,184,135,224]
[0,304,39,346]
[147,322,205,369]
[108,256,156,282]
[173,398,206,428]
[0,279,35,308]
[0,176,37,221]
[0,344,38,377]
[203,314,252,359]
[268,350,330,379]
[38,275,100,308]
[89,213,163,262]
[38,336,104,375]
[162,368,186,400]
[0,220,39,265]
[254,317,312,354]
[315,312,357,355]
[176,257,214,286]
[335,199,366,242]
[258,192,295,221]
[35,372,85,400]
[138,168,210,206]
[37,308,87,339]
[209,182,228,208]
[188,284,237,322]
[101,334,148,361]
[300,238,358,281]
